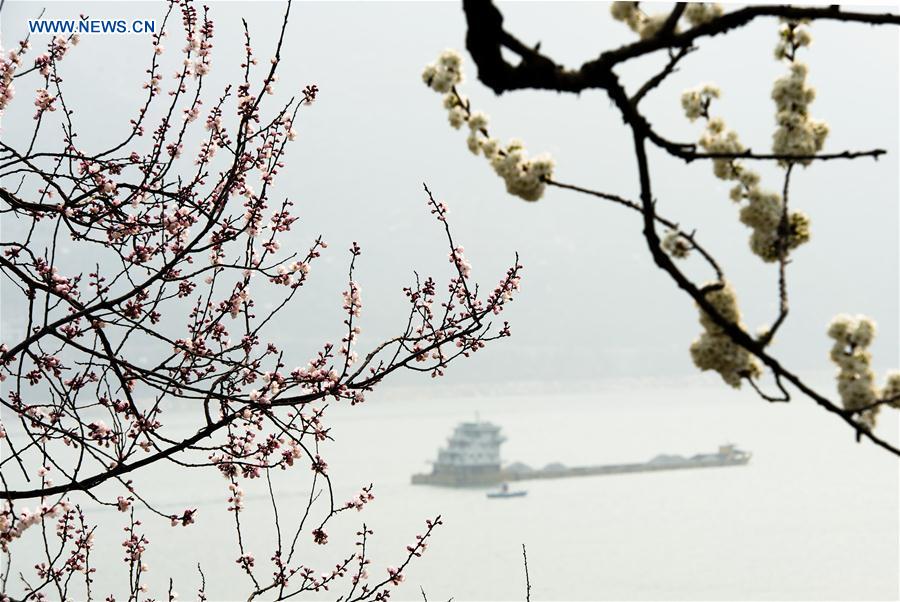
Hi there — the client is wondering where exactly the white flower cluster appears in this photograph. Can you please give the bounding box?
[422,49,463,94]
[610,2,641,31]
[772,61,828,165]
[774,21,812,60]
[827,315,900,426]
[882,372,900,410]
[423,51,555,202]
[827,315,879,426]
[611,3,723,39]
[696,116,743,179]
[681,84,720,122]
[748,198,808,262]
[661,229,691,258]
[684,3,724,27]
[682,97,811,262]
[487,139,555,202]
[610,2,669,40]
[689,283,762,388]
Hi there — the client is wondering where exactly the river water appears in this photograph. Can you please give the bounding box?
[7,377,899,601]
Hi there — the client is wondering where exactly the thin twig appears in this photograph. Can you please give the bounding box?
[522,544,531,602]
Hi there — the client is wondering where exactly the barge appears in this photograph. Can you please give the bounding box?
[411,420,751,487]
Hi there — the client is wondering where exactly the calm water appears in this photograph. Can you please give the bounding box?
[7,379,900,601]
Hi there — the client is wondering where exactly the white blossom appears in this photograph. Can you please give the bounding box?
[662,230,691,258]
[827,314,881,426]
[681,84,720,122]
[681,83,811,261]
[610,2,646,35]
[689,283,761,388]
[447,106,467,129]
[467,111,488,132]
[466,132,480,155]
[639,14,670,40]
[771,25,829,164]
[683,3,724,27]
[422,51,555,201]
[882,371,900,409]
[421,49,463,93]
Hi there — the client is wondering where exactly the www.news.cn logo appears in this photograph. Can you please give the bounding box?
[28,19,156,35]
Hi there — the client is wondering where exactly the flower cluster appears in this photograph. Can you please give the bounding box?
[227,482,245,512]
[169,508,196,527]
[449,246,472,279]
[184,10,214,79]
[661,230,691,258]
[386,566,404,586]
[882,372,900,410]
[689,283,762,388]
[737,183,810,263]
[827,315,899,427]
[312,527,328,545]
[611,3,723,39]
[423,52,554,201]
[31,35,73,81]
[682,95,811,262]
[342,281,362,318]
[772,50,828,164]
[774,20,812,60]
[610,2,669,39]
[343,485,375,512]
[827,315,878,424]
[421,49,463,94]
[679,21,827,261]
[680,84,719,122]
[684,3,724,27]
[33,88,57,120]
[1,501,69,552]
[487,139,555,202]
[0,40,28,115]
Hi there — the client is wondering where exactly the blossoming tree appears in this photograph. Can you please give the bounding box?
[0,1,522,599]
[422,3,900,453]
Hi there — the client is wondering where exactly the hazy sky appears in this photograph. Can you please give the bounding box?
[2,1,898,392]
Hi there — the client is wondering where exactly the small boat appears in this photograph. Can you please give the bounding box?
[486,483,527,499]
